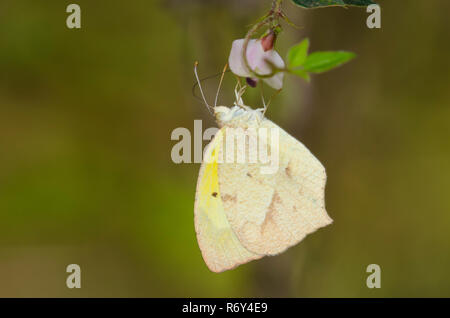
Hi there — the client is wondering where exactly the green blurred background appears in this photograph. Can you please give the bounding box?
[0,0,449,297]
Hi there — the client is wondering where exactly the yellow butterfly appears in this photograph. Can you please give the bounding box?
[193,63,332,273]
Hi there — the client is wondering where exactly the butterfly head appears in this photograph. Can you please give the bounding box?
[214,105,263,128]
[214,79,264,127]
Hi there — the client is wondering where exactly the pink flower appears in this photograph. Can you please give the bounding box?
[228,39,285,90]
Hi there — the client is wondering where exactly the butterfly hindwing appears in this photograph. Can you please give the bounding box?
[217,119,333,256]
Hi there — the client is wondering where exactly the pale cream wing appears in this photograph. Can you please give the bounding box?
[218,119,332,256]
[194,128,262,273]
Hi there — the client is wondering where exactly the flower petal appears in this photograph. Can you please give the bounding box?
[263,72,284,90]
[228,38,285,89]
[228,39,252,77]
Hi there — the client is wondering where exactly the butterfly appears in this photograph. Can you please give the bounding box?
[193,63,332,273]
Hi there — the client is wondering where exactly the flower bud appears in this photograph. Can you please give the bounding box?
[261,30,276,52]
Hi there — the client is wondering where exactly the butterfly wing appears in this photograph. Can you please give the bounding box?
[218,119,332,256]
[194,128,262,272]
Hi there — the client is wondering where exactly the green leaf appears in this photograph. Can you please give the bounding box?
[292,69,311,82]
[291,0,376,8]
[344,0,376,6]
[302,51,356,73]
[287,39,310,68]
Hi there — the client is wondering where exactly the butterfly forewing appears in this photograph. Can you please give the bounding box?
[194,128,262,272]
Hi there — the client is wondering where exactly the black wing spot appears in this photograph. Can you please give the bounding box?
[246,172,252,178]
[212,192,218,197]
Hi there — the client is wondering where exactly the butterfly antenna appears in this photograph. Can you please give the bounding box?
[214,64,228,107]
[194,61,213,114]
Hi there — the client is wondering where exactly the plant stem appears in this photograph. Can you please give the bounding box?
[275,0,283,9]
[241,0,284,79]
